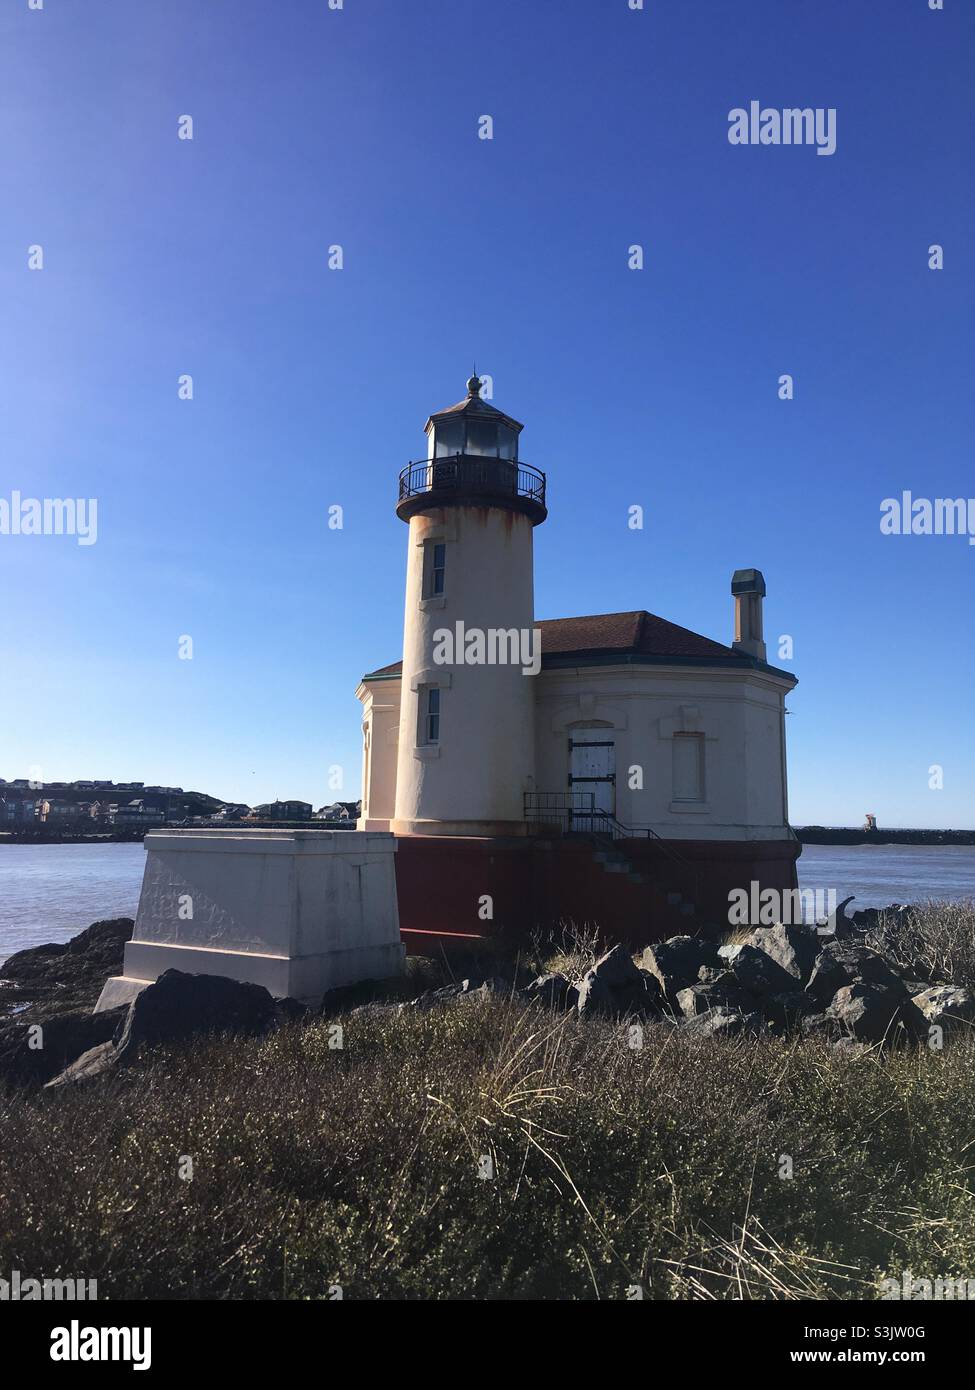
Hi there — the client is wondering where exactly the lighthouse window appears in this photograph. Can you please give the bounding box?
[423,540,446,598]
[431,543,445,595]
[421,686,441,745]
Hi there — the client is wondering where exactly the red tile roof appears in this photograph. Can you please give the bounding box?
[367,659,408,677]
[364,610,747,679]
[541,611,734,660]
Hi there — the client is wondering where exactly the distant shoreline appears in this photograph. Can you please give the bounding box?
[0,821,359,846]
[1,825,973,847]
[795,827,975,847]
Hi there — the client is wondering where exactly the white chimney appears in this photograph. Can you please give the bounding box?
[732,568,766,660]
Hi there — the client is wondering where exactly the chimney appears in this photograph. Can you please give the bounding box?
[731,568,767,660]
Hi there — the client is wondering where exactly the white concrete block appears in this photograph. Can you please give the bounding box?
[95,829,404,1011]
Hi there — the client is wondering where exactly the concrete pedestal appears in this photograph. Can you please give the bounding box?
[95,828,404,1011]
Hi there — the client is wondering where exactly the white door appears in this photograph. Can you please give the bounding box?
[568,736,615,828]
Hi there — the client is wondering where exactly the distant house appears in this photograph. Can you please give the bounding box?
[113,799,165,826]
[212,803,251,822]
[313,802,353,821]
[37,799,83,822]
[252,800,313,822]
[0,779,231,826]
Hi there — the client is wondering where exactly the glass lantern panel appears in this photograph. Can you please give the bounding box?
[466,418,500,457]
[496,425,517,460]
[433,419,465,457]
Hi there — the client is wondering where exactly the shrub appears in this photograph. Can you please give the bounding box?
[2,998,974,1299]
[865,900,975,988]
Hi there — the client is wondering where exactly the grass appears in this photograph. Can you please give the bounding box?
[865,899,975,989]
[0,903,973,1301]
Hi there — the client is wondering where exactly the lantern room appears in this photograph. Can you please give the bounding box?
[424,373,523,460]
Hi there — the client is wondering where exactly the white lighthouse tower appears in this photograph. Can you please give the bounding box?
[389,374,547,836]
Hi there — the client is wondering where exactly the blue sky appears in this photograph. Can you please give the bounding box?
[1,0,972,826]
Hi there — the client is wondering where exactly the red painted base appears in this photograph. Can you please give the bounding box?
[393,834,801,949]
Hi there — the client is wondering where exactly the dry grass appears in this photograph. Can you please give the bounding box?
[530,921,604,980]
[865,900,975,989]
[1,902,973,1301]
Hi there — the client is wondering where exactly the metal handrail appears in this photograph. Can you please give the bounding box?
[524,791,691,869]
[524,789,596,834]
[588,810,690,868]
[398,454,546,509]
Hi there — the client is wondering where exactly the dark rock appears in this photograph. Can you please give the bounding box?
[44,1041,119,1088]
[274,996,311,1024]
[1,918,134,1019]
[402,985,460,1011]
[65,918,133,959]
[850,907,881,930]
[3,918,132,980]
[830,896,857,939]
[1,941,68,974]
[0,1004,128,1089]
[683,1006,765,1039]
[697,964,726,985]
[456,977,512,1004]
[349,1001,400,1019]
[588,944,642,989]
[574,956,662,1020]
[404,977,509,1011]
[826,982,927,1044]
[676,971,750,1019]
[902,978,931,995]
[640,937,722,1003]
[114,970,277,1060]
[764,990,820,1031]
[718,943,796,998]
[612,971,665,1018]
[852,903,910,931]
[806,941,906,1006]
[524,973,578,1011]
[911,985,975,1033]
[576,971,616,1019]
[748,922,821,985]
[320,977,391,1015]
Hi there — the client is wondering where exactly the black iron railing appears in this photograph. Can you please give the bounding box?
[524,791,690,868]
[524,790,597,834]
[397,454,546,515]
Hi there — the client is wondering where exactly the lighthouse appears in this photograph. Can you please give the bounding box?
[389,374,547,836]
[359,373,800,946]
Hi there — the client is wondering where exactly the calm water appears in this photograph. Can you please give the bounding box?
[794,843,975,911]
[0,841,973,964]
[0,843,146,963]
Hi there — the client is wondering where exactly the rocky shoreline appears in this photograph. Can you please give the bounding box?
[0,917,134,1021]
[2,898,971,1093]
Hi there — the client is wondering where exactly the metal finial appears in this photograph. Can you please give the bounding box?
[466,364,481,397]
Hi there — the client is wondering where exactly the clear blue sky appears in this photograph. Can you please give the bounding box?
[1,0,972,827]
